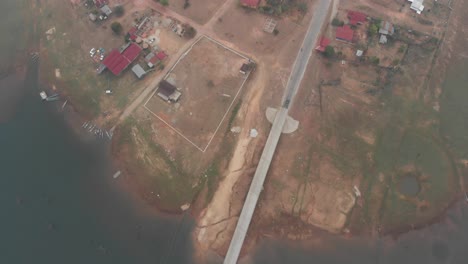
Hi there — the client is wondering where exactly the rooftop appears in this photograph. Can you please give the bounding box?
[102,43,142,76]
[240,0,261,8]
[336,25,354,43]
[315,36,331,52]
[347,11,367,25]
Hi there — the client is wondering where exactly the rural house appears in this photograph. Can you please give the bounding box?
[157,80,181,102]
[240,0,261,9]
[336,25,354,43]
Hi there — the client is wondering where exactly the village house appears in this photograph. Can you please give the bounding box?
[131,64,146,79]
[240,0,261,9]
[408,0,424,14]
[335,25,354,43]
[347,11,367,25]
[315,36,331,52]
[379,21,394,36]
[157,80,181,102]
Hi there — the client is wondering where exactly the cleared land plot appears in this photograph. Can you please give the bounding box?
[168,0,226,25]
[144,36,249,151]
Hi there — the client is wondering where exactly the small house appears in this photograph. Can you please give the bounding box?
[157,80,181,102]
[408,0,424,14]
[379,35,388,44]
[132,64,146,79]
[379,21,394,36]
[315,37,331,52]
[240,0,261,8]
[145,52,159,68]
[100,5,112,16]
[347,11,367,25]
[336,25,354,43]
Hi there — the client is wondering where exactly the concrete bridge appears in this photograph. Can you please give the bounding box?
[223,0,333,263]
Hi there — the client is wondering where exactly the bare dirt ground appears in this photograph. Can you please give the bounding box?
[167,0,227,25]
[145,36,249,150]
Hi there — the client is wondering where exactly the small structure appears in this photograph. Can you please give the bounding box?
[39,91,48,100]
[145,52,160,68]
[89,13,97,22]
[379,21,394,36]
[156,51,168,61]
[157,80,181,102]
[263,18,277,33]
[240,63,253,74]
[379,35,388,44]
[127,27,138,41]
[93,0,108,8]
[408,0,424,14]
[132,64,146,79]
[356,50,363,57]
[240,0,261,8]
[315,36,331,52]
[347,11,367,25]
[100,5,112,16]
[335,25,354,43]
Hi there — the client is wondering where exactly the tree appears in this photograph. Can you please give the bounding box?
[159,0,169,6]
[273,29,279,36]
[297,3,308,13]
[331,18,344,27]
[111,22,123,35]
[114,5,124,17]
[183,25,196,39]
[324,46,335,58]
[368,24,378,37]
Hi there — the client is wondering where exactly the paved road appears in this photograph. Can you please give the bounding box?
[223,0,332,263]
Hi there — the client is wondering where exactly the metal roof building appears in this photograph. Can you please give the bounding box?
[102,43,142,76]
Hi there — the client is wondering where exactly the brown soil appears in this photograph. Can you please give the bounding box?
[167,0,227,25]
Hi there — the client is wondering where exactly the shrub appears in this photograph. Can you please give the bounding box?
[159,0,169,6]
[368,24,378,36]
[332,18,344,27]
[297,3,308,13]
[273,29,279,36]
[111,22,122,35]
[324,46,335,58]
[184,25,196,39]
[370,56,380,65]
[114,5,124,17]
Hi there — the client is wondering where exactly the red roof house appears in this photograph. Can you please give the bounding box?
[156,51,167,61]
[93,0,108,8]
[315,37,331,52]
[127,27,137,41]
[347,11,367,25]
[103,43,142,76]
[240,0,261,8]
[335,25,354,43]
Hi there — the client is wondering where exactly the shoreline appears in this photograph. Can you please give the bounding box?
[26,0,468,261]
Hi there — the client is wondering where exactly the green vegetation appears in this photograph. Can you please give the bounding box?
[368,23,379,36]
[370,56,380,65]
[158,0,169,6]
[114,5,124,17]
[297,3,308,13]
[227,99,242,130]
[111,22,122,35]
[183,24,196,39]
[273,28,279,36]
[331,18,344,27]
[324,46,335,58]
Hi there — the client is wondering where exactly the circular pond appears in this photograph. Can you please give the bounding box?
[398,175,421,197]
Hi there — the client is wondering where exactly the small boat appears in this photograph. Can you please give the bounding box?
[113,171,121,179]
[39,91,47,100]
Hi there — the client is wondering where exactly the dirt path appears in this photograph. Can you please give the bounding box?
[195,63,268,249]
